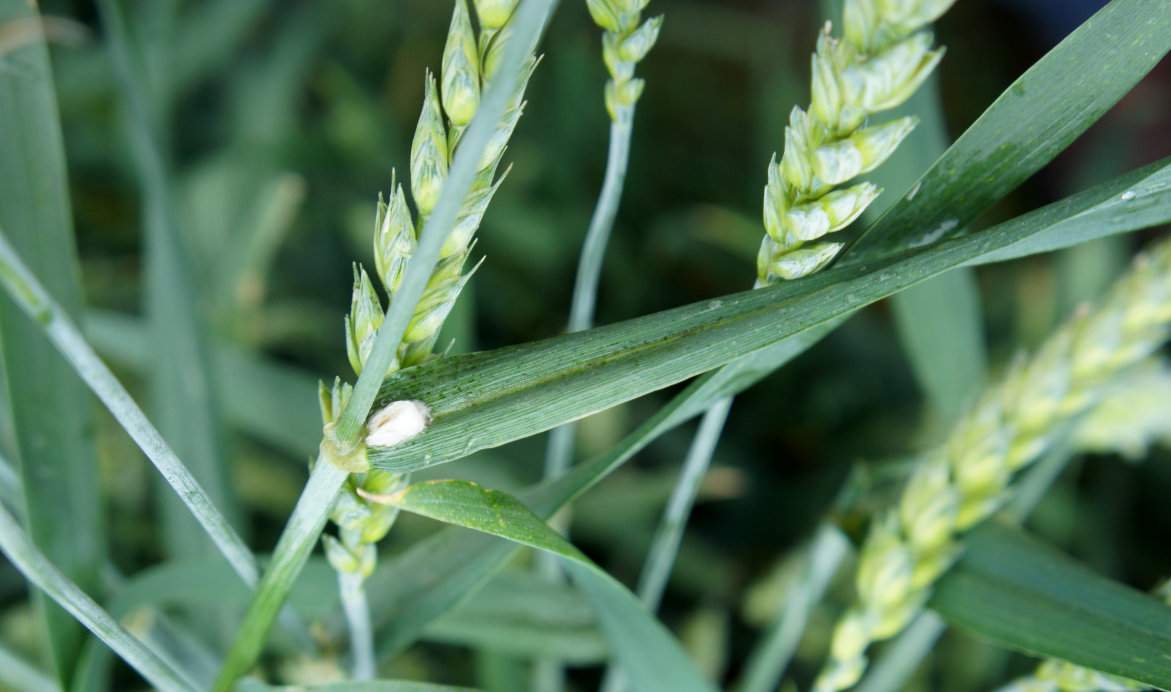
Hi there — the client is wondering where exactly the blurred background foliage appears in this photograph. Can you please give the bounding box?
[1,0,1169,689]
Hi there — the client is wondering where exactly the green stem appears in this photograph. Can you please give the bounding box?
[0,229,258,588]
[0,503,199,692]
[541,108,636,484]
[600,396,733,692]
[636,397,732,610]
[734,524,851,692]
[214,3,556,686]
[340,571,375,680]
[537,99,635,692]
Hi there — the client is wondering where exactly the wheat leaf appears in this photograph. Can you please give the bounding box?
[934,522,1171,690]
[374,480,717,692]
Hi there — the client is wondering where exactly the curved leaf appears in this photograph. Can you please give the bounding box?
[373,480,718,692]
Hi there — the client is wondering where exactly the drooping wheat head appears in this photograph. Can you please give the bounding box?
[814,237,1171,692]
[757,0,956,284]
[320,0,537,584]
[585,0,662,121]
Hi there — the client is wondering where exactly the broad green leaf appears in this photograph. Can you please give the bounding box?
[370,157,1171,474]
[849,0,1171,258]
[933,522,1171,690]
[0,0,105,681]
[99,0,242,563]
[364,155,1171,661]
[377,480,718,692]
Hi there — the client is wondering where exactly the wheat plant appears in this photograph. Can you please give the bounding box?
[1,1,1171,691]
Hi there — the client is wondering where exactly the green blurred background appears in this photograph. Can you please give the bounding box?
[3,0,1170,689]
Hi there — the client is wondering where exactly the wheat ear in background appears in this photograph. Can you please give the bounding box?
[812,236,1171,692]
[317,0,533,677]
[757,0,955,283]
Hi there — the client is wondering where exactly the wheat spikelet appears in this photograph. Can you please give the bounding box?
[757,0,956,284]
[814,237,1171,692]
[321,0,537,583]
[585,0,662,120]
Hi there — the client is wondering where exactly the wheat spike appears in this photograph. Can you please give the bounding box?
[814,237,1171,692]
[757,0,956,284]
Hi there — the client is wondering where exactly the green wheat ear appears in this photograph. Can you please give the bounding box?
[757,0,956,284]
[814,237,1171,692]
[586,0,662,121]
[327,0,538,589]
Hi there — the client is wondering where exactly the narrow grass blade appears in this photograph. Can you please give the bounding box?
[372,480,717,692]
[85,310,321,458]
[932,522,1171,690]
[0,503,198,691]
[213,3,558,687]
[0,0,105,680]
[0,231,259,590]
[849,0,1171,258]
[97,0,241,563]
[370,157,1171,474]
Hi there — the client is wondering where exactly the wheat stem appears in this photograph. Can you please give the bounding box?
[536,7,659,689]
[814,236,1171,692]
[338,570,376,680]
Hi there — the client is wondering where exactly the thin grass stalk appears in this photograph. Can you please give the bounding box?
[536,6,659,688]
[0,503,199,692]
[0,229,258,589]
[213,3,556,686]
[338,570,375,680]
[599,396,733,692]
[735,524,852,692]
